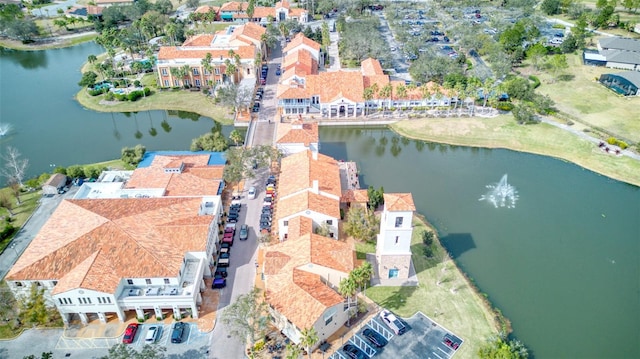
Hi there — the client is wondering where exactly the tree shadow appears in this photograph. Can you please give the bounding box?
[377,286,418,311]
[168,345,211,359]
[558,74,574,82]
[439,233,476,259]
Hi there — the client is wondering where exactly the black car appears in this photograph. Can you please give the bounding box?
[261,207,272,215]
[260,221,271,229]
[230,203,241,211]
[252,106,260,113]
[171,322,186,343]
[228,215,239,223]
[256,87,264,95]
[362,328,387,348]
[215,267,228,277]
[221,242,231,250]
[342,344,367,359]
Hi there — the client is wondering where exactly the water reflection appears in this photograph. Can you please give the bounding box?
[0,48,48,69]
[168,110,200,121]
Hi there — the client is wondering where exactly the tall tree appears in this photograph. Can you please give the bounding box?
[1,146,29,186]
[299,327,318,359]
[100,343,167,359]
[229,129,244,146]
[343,205,379,242]
[0,193,15,216]
[220,288,270,352]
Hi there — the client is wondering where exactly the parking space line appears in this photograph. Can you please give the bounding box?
[432,351,444,359]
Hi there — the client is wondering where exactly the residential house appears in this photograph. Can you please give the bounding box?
[584,38,640,71]
[156,23,264,88]
[217,0,308,24]
[375,193,416,280]
[5,152,226,326]
[276,150,341,241]
[599,71,640,96]
[264,231,354,347]
[42,173,67,196]
[283,33,322,62]
[275,120,319,155]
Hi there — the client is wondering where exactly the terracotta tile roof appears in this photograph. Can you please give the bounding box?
[252,6,275,18]
[220,1,248,11]
[87,5,103,15]
[361,58,384,76]
[264,232,353,329]
[276,121,318,145]
[276,191,340,220]
[289,7,306,16]
[125,155,224,196]
[341,189,369,203]
[384,193,416,212]
[275,0,290,9]
[158,45,256,61]
[283,33,321,54]
[363,75,389,91]
[279,150,341,199]
[276,83,309,99]
[195,5,219,14]
[231,22,266,42]
[306,71,365,103]
[282,49,317,73]
[6,197,211,294]
[284,215,313,241]
[182,34,215,47]
[281,66,310,81]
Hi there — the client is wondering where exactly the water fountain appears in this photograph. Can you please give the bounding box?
[0,123,12,136]
[479,174,519,208]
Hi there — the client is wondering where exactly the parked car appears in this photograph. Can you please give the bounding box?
[122,323,139,344]
[443,335,460,350]
[267,175,276,184]
[260,78,266,85]
[218,252,230,267]
[171,322,186,343]
[230,203,241,212]
[380,310,406,335]
[275,69,281,76]
[260,214,272,222]
[220,247,230,255]
[239,224,249,240]
[342,344,368,359]
[248,186,257,199]
[362,328,387,347]
[256,87,264,95]
[261,207,272,215]
[228,213,239,223]
[212,275,226,289]
[145,325,160,343]
[215,267,228,277]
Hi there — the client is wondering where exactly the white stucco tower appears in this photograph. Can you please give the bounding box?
[375,193,416,279]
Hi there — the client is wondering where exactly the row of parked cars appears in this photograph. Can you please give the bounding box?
[339,310,406,359]
[258,175,276,233]
[122,322,187,345]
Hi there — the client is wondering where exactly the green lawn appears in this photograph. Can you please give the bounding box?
[391,115,640,187]
[0,189,41,253]
[533,53,640,143]
[365,218,499,359]
[355,241,376,260]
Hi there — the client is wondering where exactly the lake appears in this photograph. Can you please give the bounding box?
[0,42,231,182]
[1,43,639,358]
[320,127,639,358]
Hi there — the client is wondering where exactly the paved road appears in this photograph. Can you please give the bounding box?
[376,12,411,81]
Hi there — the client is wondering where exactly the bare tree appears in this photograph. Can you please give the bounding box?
[1,147,29,186]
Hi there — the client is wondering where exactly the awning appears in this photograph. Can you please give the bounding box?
[221,13,233,19]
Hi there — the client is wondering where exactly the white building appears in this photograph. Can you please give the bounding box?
[375,193,416,279]
[275,120,319,156]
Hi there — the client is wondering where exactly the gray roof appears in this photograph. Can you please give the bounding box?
[611,71,640,88]
[599,37,640,53]
[602,49,640,65]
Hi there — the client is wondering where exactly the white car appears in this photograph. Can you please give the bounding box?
[379,310,406,335]
[248,186,256,200]
[145,325,160,343]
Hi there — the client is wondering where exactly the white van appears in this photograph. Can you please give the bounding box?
[145,325,160,343]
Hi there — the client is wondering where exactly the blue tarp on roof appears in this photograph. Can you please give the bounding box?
[137,151,226,168]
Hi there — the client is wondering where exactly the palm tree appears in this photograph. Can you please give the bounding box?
[229,129,243,146]
[353,261,373,292]
[285,343,302,359]
[164,22,178,46]
[224,59,237,84]
[363,87,374,116]
[87,54,97,65]
[396,84,407,103]
[379,84,392,110]
[201,52,213,86]
[299,327,318,359]
[338,276,357,324]
[181,64,193,87]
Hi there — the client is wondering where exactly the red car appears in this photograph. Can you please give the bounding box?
[122,323,139,344]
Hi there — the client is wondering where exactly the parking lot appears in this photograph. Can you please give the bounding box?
[329,311,462,359]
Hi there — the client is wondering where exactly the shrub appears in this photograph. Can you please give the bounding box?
[253,340,265,352]
[528,75,541,89]
[127,90,143,101]
[617,140,628,150]
[422,230,434,246]
[104,91,115,101]
[423,246,433,258]
[497,102,514,111]
[137,317,145,323]
[134,80,141,87]
[1,222,17,241]
[156,316,163,321]
[114,93,127,101]
[607,137,617,145]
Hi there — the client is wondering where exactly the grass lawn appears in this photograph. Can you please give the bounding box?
[532,53,640,143]
[365,218,498,359]
[355,241,376,260]
[194,22,237,33]
[391,115,640,187]
[0,189,41,253]
[75,81,234,125]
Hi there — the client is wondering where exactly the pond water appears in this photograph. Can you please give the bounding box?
[320,127,639,359]
[0,42,231,182]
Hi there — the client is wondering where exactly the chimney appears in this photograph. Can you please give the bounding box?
[312,180,319,194]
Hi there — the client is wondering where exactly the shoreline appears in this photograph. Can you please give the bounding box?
[0,33,97,51]
[389,116,640,188]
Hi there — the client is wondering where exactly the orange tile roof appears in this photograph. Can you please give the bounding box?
[361,58,384,76]
[182,34,215,47]
[384,193,416,211]
[220,1,248,11]
[283,33,321,54]
[284,215,313,241]
[341,189,369,203]
[195,5,219,14]
[276,83,309,99]
[289,7,306,16]
[275,0,290,9]
[306,71,365,103]
[281,66,310,81]
[6,197,212,294]
[282,49,317,73]
[276,191,340,220]
[87,5,103,15]
[276,121,318,146]
[231,22,266,42]
[158,45,256,61]
[264,233,354,329]
[252,6,275,18]
[279,150,341,199]
[363,75,390,93]
[125,155,224,196]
